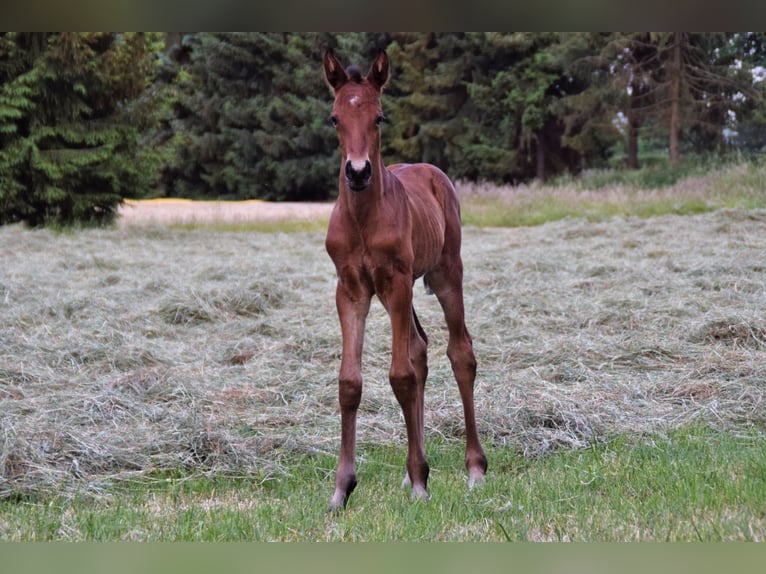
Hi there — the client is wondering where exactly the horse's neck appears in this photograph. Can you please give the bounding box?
[341,160,392,226]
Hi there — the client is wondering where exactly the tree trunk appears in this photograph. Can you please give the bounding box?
[535,132,546,180]
[668,32,682,166]
[626,80,641,169]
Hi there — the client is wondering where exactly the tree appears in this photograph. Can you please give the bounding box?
[0,33,166,227]
[460,32,584,183]
[552,33,626,170]
[626,33,762,165]
[164,32,365,201]
[562,32,659,170]
[558,33,766,169]
[381,33,471,175]
[723,32,766,151]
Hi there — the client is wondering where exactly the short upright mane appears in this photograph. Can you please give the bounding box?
[345,65,364,84]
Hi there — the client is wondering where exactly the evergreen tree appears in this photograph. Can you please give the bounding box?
[554,32,645,169]
[723,32,766,151]
[611,33,762,165]
[557,32,766,168]
[0,32,165,227]
[165,32,362,201]
[460,32,582,183]
[382,33,472,175]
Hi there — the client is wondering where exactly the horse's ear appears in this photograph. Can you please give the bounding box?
[323,49,348,92]
[367,49,389,92]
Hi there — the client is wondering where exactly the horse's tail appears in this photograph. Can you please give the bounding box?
[423,275,434,295]
[412,305,428,345]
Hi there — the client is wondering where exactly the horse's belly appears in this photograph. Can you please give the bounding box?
[411,215,445,278]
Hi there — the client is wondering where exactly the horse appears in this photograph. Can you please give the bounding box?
[322,49,487,511]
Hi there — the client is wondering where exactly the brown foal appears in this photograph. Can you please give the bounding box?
[323,49,487,511]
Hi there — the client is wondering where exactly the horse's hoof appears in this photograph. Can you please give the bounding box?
[327,490,349,512]
[410,485,429,502]
[468,469,486,489]
[327,500,346,513]
[401,472,411,489]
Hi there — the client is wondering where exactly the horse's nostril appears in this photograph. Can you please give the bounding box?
[346,160,372,181]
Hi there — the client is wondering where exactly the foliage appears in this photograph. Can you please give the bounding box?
[2,32,766,216]
[460,32,585,182]
[382,33,471,170]
[158,32,766,199]
[0,33,167,227]
[162,33,347,201]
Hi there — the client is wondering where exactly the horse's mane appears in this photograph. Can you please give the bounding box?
[346,65,364,84]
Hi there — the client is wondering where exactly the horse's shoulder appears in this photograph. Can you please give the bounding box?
[387,163,456,202]
[387,163,439,176]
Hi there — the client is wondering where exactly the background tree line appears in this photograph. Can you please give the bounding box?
[2,32,765,226]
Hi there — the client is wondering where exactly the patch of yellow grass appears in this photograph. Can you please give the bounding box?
[118,198,333,228]
[124,198,265,206]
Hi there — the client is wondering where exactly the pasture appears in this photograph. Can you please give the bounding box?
[1,183,766,540]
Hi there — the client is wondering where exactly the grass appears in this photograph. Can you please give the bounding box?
[2,162,766,540]
[2,427,764,541]
[458,159,766,228]
[118,197,334,233]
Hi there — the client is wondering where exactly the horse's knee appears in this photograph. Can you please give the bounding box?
[447,340,476,381]
[389,366,416,403]
[338,375,362,409]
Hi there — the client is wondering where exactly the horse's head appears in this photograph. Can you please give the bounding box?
[324,49,389,192]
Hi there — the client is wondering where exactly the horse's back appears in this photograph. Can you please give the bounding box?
[387,163,460,219]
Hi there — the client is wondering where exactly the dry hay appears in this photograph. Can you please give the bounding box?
[1,208,766,498]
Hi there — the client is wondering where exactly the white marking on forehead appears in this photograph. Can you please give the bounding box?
[349,95,360,106]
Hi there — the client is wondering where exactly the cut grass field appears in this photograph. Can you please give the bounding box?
[2,162,766,540]
[2,428,765,541]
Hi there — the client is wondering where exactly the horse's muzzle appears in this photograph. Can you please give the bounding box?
[345,160,372,191]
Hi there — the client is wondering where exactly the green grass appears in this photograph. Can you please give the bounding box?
[460,159,766,228]
[460,195,714,228]
[3,426,764,541]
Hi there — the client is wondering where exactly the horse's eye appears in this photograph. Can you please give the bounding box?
[329,115,338,127]
[375,115,385,126]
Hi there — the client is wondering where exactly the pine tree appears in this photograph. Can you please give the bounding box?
[165,32,361,201]
[609,33,762,165]
[382,33,471,175]
[548,32,661,171]
[460,32,582,183]
[0,33,166,227]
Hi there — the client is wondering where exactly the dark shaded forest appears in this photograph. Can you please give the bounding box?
[2,32,766,226]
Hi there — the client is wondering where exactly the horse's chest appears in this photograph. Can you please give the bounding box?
[328,229,404,273]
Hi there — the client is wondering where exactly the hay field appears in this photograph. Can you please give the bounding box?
[1,204,766,499]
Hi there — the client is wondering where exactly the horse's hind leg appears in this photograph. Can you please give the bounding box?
[427,271,487,486]
[379,277,430,501]
[402,307,428,491]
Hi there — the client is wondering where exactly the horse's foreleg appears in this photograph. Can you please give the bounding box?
[329,283,371,511]
[380,276,429,501]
